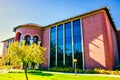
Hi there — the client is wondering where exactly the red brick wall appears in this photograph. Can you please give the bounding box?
[3,42,8,54]
[116,31,120,63]
[82,11,115,70]
[41,28,50,69]
[2,38,14,55]
[103,11,119,68]
[110,25,119,67]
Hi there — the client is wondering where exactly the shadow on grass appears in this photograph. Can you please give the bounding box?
[8,70,53,76]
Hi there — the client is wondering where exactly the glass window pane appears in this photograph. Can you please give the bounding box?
[65,22,72,67]
[25,35,31,45]
[33,36,38,44]
[18,33,23,42]
[57,24,63,67]
[50,26,56,67]
[73,19,83,69]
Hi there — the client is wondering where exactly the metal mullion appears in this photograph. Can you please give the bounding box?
[63,23,65,65]
[80,18,85,71]
[56,26,57,67]
[48,28,51,69]
[71,21,74,68]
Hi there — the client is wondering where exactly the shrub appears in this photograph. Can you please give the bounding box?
[94,68,106,74]
[0,66,11,69]
[50,67,74,72]
[93,68,120,75]
[50,67,84,73]
[114,66,120,70]
[85,69,98,74]
[50,67,120,75]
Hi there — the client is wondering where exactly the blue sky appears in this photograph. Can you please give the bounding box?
[0,0,120,55]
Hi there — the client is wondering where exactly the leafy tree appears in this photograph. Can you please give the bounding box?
[0,42,46,80]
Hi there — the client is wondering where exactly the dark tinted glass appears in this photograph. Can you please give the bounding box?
[25,35,31,45]
[18,33,23,42]
[50,26,56,67]
[33,36,38,44]
[57,24,63,67]
[73,19,83,69]
[65,22,72,67]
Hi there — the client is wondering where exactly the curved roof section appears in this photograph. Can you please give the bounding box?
[14,23,43,32]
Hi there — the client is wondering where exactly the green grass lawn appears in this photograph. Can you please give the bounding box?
[0,70,120,80]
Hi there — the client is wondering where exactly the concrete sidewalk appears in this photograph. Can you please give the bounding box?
[42,71,120,78]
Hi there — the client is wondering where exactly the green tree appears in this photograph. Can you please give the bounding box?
[0,42,46,80]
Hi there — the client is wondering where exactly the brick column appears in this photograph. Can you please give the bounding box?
[30,40,33,45]
[38,41,41,46]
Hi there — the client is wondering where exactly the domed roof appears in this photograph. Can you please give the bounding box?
[14,23,43,32]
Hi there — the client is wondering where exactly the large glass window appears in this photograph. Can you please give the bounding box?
[73,19,83,69]
[65,22,72,67]
[50,19,83,69]
[33,36,38,44]
[50,26,56,67]
[25,35,31,45]
[57,24,63,67]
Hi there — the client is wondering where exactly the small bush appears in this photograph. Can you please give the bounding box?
[94,68,106,74]
[76,69,84,73]
[50,67,74,72]
[85,69,98,74]
[0,66,11,69]
[50,67,120,75]
[93,68,120,75]
[50,67,84,73]
[114,66,120,70]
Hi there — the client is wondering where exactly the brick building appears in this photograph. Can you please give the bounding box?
[2,7,120,70]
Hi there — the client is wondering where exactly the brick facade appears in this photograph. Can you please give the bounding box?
[2,7,120,70]
[41,28,50,69]
[82,11,119,70]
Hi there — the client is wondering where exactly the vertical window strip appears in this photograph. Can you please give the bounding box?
[73,19,83,69]
[50,19,83,69]
[50,26,56,68]
[65,22,72,67]
[57,24,63,67]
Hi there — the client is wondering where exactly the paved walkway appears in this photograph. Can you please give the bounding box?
[0,69,9,74]
[42,71,120,78]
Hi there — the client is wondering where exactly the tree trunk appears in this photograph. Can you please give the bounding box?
[24,66,28,80]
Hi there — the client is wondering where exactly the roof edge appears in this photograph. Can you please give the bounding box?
[13,6,117,32]
[1,37,14,42]
[44,6,117,32]
[13,23,43,32]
